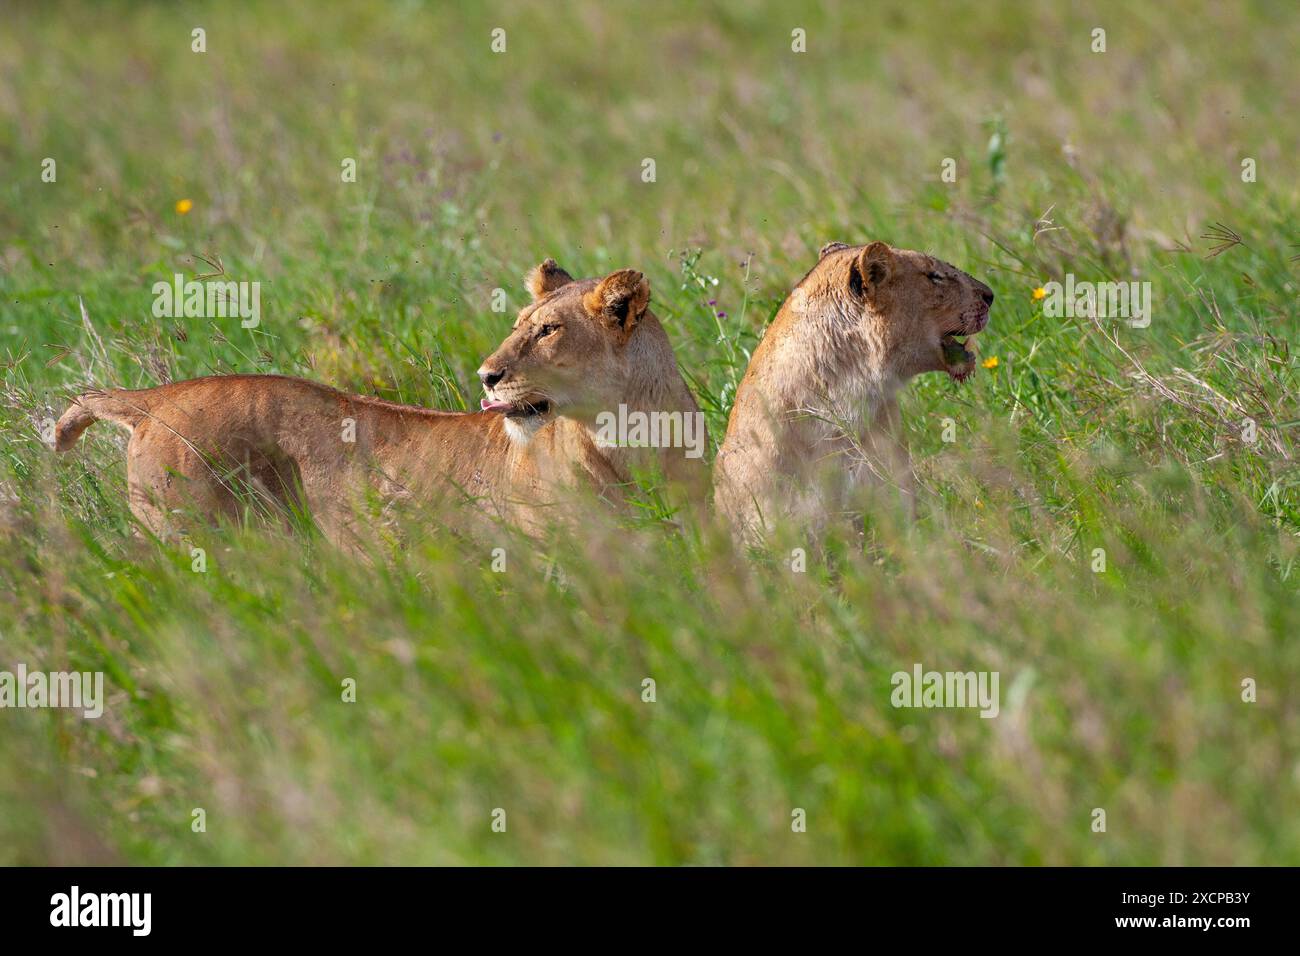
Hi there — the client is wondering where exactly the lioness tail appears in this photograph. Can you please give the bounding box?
[54,390,150,452]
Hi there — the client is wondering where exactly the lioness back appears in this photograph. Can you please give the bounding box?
[55,374,533,542]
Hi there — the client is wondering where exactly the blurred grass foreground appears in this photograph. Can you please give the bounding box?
[0,1,1298,864]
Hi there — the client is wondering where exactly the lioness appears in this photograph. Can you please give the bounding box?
[713,241,993,541]
[54,262,706,544]
[478,259,709,512]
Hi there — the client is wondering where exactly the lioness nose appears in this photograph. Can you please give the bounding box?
[981,288,994,306]
[479,367,505,388]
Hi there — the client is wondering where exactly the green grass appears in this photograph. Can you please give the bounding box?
[1,0,1298,865]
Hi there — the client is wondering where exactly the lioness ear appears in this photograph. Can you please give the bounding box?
[849,241,894,297]
[819,241,851,259]
[524,258,575,300]
[584,269,650,334]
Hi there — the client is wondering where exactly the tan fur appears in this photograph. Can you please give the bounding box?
[713,241,993,541]
[478,264,709,515]
[55,262,706,544]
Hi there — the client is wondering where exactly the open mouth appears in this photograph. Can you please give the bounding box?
[480,396,553,418]
[940,333,978,382]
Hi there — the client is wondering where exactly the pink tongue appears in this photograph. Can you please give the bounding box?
[480,398,514,413]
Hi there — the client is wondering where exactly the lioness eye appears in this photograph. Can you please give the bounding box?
[537,324,558,339]
[927,271,945,283]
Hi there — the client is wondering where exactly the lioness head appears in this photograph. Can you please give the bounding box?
[477,260,653,441]
[814,240,993,382]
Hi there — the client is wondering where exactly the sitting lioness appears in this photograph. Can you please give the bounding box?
[713,241,993,542]
[54,261,707,544]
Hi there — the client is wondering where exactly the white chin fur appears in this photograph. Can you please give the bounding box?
[503,414,545,445]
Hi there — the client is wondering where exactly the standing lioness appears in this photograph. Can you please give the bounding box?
[54,262,706,544]
[714,241,993,541]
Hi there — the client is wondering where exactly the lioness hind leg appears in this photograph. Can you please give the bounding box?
[124,422,234,539]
